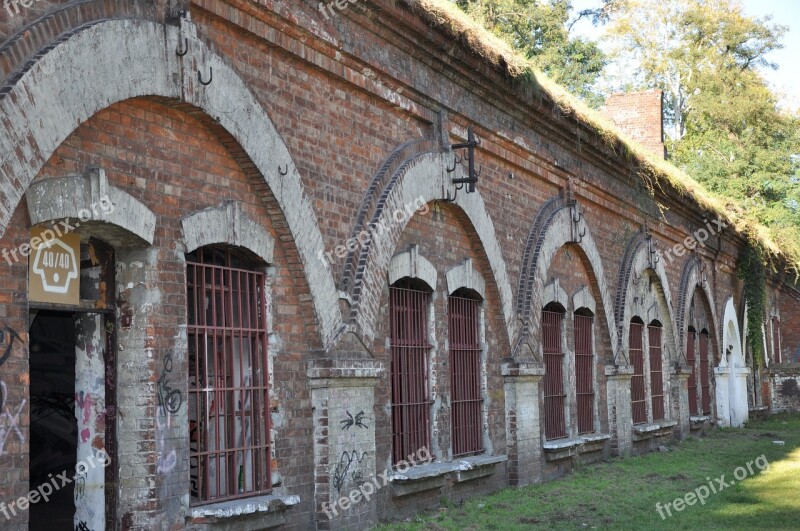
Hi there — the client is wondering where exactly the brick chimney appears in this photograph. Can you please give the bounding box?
[603,90,666,160]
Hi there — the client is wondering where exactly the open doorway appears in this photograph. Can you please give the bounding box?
[29,311,77,530]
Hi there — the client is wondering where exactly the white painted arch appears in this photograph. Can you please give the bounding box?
[717,297,750,427]
[0,17,340,345]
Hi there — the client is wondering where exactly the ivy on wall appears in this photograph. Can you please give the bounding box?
[738,243,767,368]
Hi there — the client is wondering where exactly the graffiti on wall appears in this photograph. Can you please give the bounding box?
[340,410,369,430]
[0,381,25,456]
[0,326,20,368]
[157,350,182,416]
[332,450,367,492]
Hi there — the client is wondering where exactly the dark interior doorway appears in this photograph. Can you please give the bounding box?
[29,311,76,530]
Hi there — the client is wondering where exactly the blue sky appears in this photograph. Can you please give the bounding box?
[570,0,800,110]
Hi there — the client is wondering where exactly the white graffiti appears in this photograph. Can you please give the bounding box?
[156,407,177,474]
[0,382,25,455]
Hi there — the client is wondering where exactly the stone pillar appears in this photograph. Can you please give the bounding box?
[715,367,731,426]
[502,362,544,487]
[309,359,384,530]
[671,365,691,439]
[605,366,634,456]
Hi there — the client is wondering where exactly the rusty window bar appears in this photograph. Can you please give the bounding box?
[390,285,433,465]
[574,314,594,434]
[187,248,271,505]
[700,330,711,415]
[772,317,781,364]
[687,330,698,416]
[543,310,567,440]
[630,321,648,424]
[449,294,484,457]
[649,324,665,421]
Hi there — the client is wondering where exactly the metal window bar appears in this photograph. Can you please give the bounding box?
[630,322,648,424]
[543,310,567,440]
[772,318,781,364]
[187,249,270,505]
[390,286,433,465]
[449,295,484,457]
[574,314,595,434]
[649,325,665,421]
[699,331,711,415]
[687,330,698,416]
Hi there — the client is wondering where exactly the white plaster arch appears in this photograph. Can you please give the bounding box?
[718,297,750,427]
[0,17,340,345]
[389,245,437,290]
[676,257,720,358]
[572,285,596,315]
[26,167,156,246]
[616,238,680,366]
[182,201,275,264]
[542,279,569,311]
[347,151,515,345]
[515,206,618,361]
[446,258,486,299]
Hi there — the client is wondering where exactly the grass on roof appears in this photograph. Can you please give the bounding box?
[404,0,798,275]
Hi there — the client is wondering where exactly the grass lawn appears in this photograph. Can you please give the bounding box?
[379,414,800,530]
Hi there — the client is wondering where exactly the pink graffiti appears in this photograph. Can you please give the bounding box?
[76,391,94,424]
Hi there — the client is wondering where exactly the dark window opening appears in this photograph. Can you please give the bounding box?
[630,319,647,424]
[574,311,595,434]
[687,328,698,416]
[649,322,665,421]
[700,330,711,415]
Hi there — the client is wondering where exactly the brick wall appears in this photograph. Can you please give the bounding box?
[604,90,667,160]
[0,1,797,529]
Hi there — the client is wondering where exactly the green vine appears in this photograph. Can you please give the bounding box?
[738,243,767,368]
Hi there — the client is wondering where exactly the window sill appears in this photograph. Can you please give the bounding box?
[189,494,300,522]
[690,415,712,424]
[633,420,677,441]
[390,455,507,496]
[543,434,611,461]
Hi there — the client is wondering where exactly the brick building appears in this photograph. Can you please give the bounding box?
[0,1,797,529]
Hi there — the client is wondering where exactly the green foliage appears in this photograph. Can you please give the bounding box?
[738,243,766,367]
[454,0,607,105]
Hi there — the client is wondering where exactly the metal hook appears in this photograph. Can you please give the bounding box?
[446,156,458,173]
[441,185,458,203]
[572,205,582,224]
[454,153,463,165]
[278,164,288,176]
[474,165,482,178]
[176,37,188,57]
[632,270,641,286]
[198,67,213,86]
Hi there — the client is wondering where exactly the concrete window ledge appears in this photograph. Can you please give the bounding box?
[633,420,678,441]
[189,494,300,524]
[391,455,508,495]
[543,438,583,461]
[690,415,712,424]
[578,433,612,453]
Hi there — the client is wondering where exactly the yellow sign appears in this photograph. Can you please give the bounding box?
[28,227,80,305]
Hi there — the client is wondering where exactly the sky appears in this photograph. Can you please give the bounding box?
[570,0,800,110]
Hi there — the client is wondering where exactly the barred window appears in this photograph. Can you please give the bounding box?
[574,312,595,434]
[543,305,566,440]
[699,330,711,415]
[630,319,647,425]
[390,280,433,465]
[448,290,484,457]
[772,317,782,364]
[687,328,698,416]
[649,322,665,421]
[187,247,271,505]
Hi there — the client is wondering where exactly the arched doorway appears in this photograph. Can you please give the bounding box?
[716,299,750,427]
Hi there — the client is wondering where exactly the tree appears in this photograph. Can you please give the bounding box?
[454,0,607,105]
[602,0,799,261]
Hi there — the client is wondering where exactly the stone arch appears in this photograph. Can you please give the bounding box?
[26,167,156,247]
[0,17,340,345]
[676,255,720,358]
[542,279,569,311]
[719,297,750,427]
[342,150,514,346]
[614,232,680,365]
[514,197,617,362]
[445,258,486,299]
[181,201,275,264]
[389,245,437,290]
